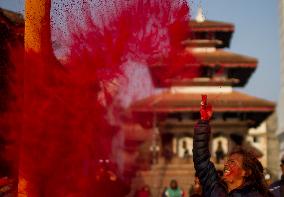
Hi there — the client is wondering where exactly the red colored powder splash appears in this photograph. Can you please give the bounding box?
[53,0,198,87]
[6,0,198,196]
[200,95,213,121]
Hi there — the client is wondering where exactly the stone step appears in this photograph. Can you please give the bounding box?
[137,170,194,176]
[130,180,193,190]
[130,162,197,197]
[129,159,226,197]
[152,163,194,168]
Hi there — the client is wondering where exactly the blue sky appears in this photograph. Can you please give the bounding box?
[0,0,280,102]
[190,0,280,102]
[0,0,23,13]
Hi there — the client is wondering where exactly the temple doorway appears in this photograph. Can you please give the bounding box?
[178,137,193,158]
[212,136,228,163]
[172,137,193,158]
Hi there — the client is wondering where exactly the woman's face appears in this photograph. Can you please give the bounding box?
[223,153,246,184]
[170,181,177,189]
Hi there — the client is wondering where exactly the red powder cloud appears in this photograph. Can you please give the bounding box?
[4,0,198,196]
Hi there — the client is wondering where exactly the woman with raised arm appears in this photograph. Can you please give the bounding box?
[192,95,273,197]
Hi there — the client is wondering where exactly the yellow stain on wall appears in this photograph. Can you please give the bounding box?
[25,0,52,54]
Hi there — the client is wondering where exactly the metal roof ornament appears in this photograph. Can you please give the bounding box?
[196,6,205,23]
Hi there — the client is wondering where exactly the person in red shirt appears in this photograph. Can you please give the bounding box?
[135,185,151,197]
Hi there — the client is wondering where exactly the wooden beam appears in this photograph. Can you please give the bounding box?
[159,119,250,135]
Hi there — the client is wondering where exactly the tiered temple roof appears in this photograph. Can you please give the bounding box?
[131,90,275,127]
[150,50,257,87]
[192,50,257,67]
[189,20,234,48]
[148,19,258,87]
[0,8,24,112]
[132,18,275,129]
[0,8,24,38]
[132,90,275,113]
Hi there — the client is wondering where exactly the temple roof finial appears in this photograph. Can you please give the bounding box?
[196,6,205,23]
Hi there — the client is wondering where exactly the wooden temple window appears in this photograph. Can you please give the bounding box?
[213,113,223,120]
[189,32,195,40]
[222,112,239,121]
[168,113,183,121]
[201,66,214,78]
[207,32,215,40]
[194,32,208,39]
[213,65,227,80]
[253,136,259,143]
[191,112,200,120]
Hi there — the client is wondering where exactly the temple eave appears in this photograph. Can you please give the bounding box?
[132,107,275,113]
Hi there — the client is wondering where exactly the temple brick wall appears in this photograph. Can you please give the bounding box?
[266,113,279,180]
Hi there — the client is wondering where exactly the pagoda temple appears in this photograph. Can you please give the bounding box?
[129,11,275,196]
[128,10,275,196]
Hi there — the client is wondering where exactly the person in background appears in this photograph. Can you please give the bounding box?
[215,141,225,164]
[182,141,190,163]
[216,170,223,178]
[165,179,184,197]
[264,171,272,186]
[164,146,173,164]
[135,185,151,197]
[189,173,203,197]
[161,187,168,197]
[0,177,14,197]
[269,157,284,197]
[183,148,190,163]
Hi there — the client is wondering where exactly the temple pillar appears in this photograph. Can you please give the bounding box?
[176,136,180,157]
[161,132,174,163]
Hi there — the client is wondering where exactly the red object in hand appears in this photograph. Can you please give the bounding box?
[200,95,213,121]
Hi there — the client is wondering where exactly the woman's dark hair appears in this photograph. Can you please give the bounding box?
[229,148,273,197]
[170,179,178,189]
